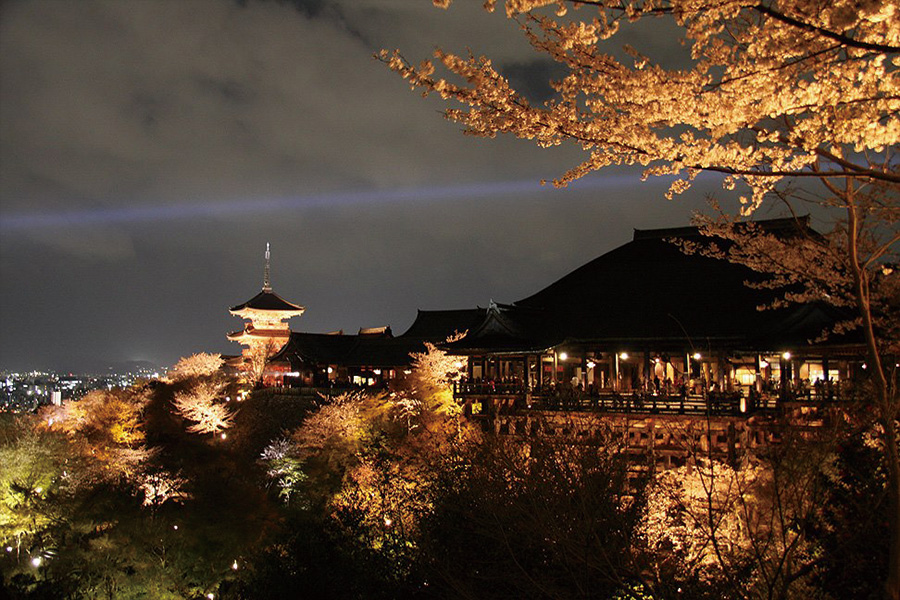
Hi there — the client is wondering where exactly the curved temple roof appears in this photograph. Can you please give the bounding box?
[230,289,305,314]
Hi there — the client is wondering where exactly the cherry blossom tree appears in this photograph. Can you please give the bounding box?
[403,332,468,422]
[239,339,282,386]
[385,2,898,594]
[172,380,235,435]
[409,332,468,391]
[167,352,223,382]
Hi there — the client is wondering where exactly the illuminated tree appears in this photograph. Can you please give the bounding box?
[172,380,235,435]
[281,391,389,503]
[261,438,308,503]
[244,339,282,386]
[398,332,469,431]
[0,419,70,554]
[409,332,468,391]
[385,3,899,594]
[138,469,190,508]
[386,0,897,203]
[167,352,224,382]
[41,386,153,479]
[637,457,814,598]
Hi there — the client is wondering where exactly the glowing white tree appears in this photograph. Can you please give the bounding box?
[172,380,235,435]
[168,353,224,382]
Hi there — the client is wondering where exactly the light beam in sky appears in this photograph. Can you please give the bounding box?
[0,172,698,232]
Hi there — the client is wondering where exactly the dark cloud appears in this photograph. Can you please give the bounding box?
[501,59,568,105]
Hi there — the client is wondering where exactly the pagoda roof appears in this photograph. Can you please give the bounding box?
[230,289,305,314]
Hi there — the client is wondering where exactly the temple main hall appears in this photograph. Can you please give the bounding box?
[228,218,867,413]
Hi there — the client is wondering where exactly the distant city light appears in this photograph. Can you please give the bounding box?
[782,351,791,360]
[619,352,629,360]
[693,353,702,360]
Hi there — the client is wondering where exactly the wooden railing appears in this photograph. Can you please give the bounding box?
[453,382,848,417]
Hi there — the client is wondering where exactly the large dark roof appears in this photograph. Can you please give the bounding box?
[230,289,304,313]
[449,219,853,353]
[276,218,857,367]
[272,331,427,368]
[273,308,489,369]
[399,308,487,340]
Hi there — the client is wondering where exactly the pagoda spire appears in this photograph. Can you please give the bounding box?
[263,243,272,292]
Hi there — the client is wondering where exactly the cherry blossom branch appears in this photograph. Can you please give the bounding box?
[752,3,900,54]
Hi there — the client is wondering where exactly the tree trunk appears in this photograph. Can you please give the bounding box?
[847,201,899,600]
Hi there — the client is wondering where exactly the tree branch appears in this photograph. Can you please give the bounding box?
[752,3,900,53]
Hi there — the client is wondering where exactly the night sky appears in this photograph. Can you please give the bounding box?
[1,0,735,373]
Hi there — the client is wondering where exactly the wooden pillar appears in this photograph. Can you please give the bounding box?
[644,349,652,392]
[614,352,621,391]
[581,349,588,392]
[779,354,790,400]
[754,354,762,393]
